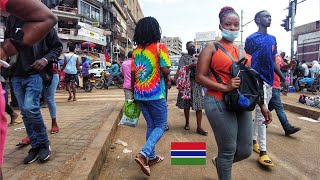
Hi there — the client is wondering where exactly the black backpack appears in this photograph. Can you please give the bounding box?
[210,43,264,112]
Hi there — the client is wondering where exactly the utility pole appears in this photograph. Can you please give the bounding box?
[240,10,254,47]
[290,0,297,85]
[290,0,297,64]
[240,10,244,48]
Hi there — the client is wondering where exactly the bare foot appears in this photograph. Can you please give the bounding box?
[9,112,18,125]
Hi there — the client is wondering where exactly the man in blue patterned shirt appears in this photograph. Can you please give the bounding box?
[245,10,286,168]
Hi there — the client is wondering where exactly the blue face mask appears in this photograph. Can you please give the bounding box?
[221,28,239,41]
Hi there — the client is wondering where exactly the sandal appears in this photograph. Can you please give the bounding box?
[16,137,30,146]
[50,127,59,134]
[253,143,260,153]
[196,129,208,136]
[148,155,164,167]
[184,125,190,130]
[258,155,274,167]
[73,97,77,101]
[7,119,23,127]
[212,157,217,167]
[135,154,150,176]
[68,96,72,101]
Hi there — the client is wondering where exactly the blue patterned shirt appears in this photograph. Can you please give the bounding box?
[245,32,278,86]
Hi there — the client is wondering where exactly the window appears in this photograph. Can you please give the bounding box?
[91,6,100,20]
[81,2,90,18]
[80,1,100,21]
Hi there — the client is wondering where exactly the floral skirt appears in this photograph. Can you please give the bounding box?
[176,79,204,111]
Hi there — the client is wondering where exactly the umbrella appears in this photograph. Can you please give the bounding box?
[81,42,96,49]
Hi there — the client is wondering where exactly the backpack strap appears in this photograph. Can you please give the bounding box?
[209,42,224,84]
[214,43,237,63]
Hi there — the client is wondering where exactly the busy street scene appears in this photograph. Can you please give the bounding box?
[0,0,319,180]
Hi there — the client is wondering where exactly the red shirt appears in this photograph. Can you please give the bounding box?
[0,0,8,11]
[207,43,251,100]
[273,54,287,89]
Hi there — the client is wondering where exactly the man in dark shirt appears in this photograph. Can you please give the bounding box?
[5,15,62,164]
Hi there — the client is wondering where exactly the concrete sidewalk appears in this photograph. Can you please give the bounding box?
[280,92,319,120]
[2,88,124,180]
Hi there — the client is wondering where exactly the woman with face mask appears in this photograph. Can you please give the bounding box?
[175,41,207,136]
[195,7,271,180]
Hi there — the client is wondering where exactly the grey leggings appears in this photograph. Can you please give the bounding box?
[204,95,252,180]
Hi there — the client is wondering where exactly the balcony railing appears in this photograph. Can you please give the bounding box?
[55,5,78,14]
[58,28,76,35]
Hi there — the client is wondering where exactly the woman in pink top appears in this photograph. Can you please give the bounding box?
[121,51,133,100]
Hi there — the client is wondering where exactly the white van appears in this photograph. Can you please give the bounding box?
[169,55,181,81]
[89,61,109,77]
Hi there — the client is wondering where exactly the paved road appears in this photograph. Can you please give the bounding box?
[3,87,124,180]
[99,88,320,180]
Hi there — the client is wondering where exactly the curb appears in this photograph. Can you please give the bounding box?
[283,102,319,120]
[67,102,124,180]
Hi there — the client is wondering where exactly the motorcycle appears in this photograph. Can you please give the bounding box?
[82,73,96,92]
[94,70,123,89]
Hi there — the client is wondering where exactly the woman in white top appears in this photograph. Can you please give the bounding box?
[61,44,80,101]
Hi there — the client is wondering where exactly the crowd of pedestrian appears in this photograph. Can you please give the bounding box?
[0,1,307,180]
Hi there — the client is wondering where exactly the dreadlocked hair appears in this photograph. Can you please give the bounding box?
[133,16,162,48]
[254,10,268,24]
[219,6,239,24]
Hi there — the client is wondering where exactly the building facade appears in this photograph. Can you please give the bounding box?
[0,0,144,62]
[295,20,320,63]
[161,37,182,56]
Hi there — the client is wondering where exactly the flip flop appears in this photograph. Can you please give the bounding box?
[258,155,274,167]
[135,154,150,176]
[212,157,217,167]
[196,129,208,136]
[184,125,190,130]
[253,143,260,153]
[50,127,59,134]
[148,155,164,166]
[16,137,30,147]
[7,119,23,127]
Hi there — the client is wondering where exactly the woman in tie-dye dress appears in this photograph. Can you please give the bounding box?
[131,16,171,176]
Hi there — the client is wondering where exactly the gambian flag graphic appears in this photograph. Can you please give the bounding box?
[171,142,206,165]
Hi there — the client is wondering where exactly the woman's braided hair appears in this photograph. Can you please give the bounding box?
[218,6,239,24]
[133,16,162,48]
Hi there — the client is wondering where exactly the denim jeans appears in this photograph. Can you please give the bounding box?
[137,98,167,160]
[12,74,49,148]
[106,74,116,87]
[268,88,291,130]
[204,95,252,180]
[44,74,59,119]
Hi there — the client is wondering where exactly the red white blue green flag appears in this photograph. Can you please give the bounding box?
[171,142,206,165]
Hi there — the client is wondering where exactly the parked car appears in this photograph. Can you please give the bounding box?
[89,61,110,78]
[169,55,180,83]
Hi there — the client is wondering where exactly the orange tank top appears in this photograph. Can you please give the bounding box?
[206,43,251,100]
